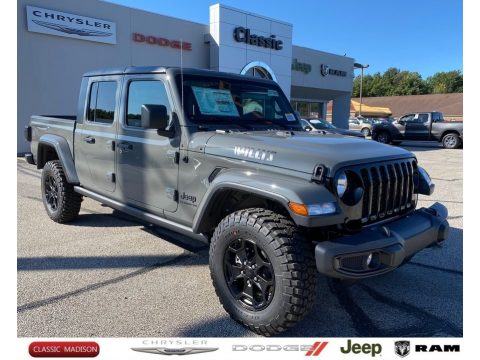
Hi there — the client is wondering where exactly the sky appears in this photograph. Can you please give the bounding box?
[107,0,463,78]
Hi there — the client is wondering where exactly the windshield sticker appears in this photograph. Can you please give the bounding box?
[285,113,296,122]
[267,89,279,97]
[191,86,239,117]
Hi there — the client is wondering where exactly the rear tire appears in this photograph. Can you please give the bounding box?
[41,160,82,223]
[376,131,391,144]
[361,127,371,137]
[209,208,316,336]
[442,133,461,149]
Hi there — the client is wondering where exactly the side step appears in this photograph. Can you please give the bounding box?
[74,186,209,244]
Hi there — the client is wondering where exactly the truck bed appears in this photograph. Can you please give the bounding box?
[29,115,77,162]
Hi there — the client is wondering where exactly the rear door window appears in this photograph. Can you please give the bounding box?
[87,81,117,124]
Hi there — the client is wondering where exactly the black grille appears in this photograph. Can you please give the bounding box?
[359,160,416,224]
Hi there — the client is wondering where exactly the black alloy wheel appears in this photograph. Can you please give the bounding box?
[376,131,391,144]
[44,175,59,212]
[223,238,275,311]
[209,208,317,336]
[41,160,82,223]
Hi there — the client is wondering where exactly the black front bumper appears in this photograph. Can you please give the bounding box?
[315,202,449,279]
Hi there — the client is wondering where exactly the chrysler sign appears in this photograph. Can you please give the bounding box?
[26,6,117,44]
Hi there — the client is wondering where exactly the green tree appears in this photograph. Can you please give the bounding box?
[426,70,463,93]
[353,68,462,97]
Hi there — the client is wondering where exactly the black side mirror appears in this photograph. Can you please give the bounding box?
[141,104,169,129]
[398,120,405,126]
[141,104,174,137]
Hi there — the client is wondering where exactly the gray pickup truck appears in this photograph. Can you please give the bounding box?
[24,66,449,336]
[372,112,463,149]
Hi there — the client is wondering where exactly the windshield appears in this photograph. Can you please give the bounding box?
[176,74,302,130]
[310,119,336,129]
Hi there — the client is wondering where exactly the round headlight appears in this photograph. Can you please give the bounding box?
[336,172,348,198]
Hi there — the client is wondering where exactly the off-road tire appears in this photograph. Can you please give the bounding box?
[209,208,317,336]
[442,133,461,149]
[41,160,82,223]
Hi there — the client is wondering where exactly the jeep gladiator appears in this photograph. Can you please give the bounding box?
[24,66,449,335]
[372,112,463,149]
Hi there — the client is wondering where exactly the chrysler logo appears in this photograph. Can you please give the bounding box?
[32,19,113,37]
[131,347,218,356]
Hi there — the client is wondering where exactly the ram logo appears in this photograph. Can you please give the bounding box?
[234,146,276,162]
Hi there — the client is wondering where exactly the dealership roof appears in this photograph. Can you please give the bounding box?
[351,93,463,118]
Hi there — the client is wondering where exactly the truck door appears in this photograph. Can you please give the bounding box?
[115,76,179,213]
[394,114,413,139]
[75,78,118,193]
[405,113,430,140]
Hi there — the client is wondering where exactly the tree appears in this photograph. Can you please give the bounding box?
[426,70,463,94]
[352,68,462,97]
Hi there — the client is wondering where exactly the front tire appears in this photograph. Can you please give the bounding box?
[376,131,391,144]
[41,160,82,223]
[209,208,316,336]
[442,133,461,149]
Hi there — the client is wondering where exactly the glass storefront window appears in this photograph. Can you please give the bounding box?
[290,101,325,119]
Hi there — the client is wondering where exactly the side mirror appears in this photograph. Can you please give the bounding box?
[306,127,312,132]
[141,104,175,137]
[141,104,169,130]
[398,120,405,126]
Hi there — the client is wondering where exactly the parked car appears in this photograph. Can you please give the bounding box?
[375,117,395,124]
[24,66,449,336]
[348,117,373,136]
[371,112,463,149]
[300,118,365,138]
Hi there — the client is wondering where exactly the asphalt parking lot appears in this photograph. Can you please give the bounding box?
[17,141,463,337]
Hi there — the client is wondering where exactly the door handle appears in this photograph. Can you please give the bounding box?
[83,136,95,144]
[118,142,133,153]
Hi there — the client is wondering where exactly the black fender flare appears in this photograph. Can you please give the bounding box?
[37,134,79,184]
[191,169,341,233]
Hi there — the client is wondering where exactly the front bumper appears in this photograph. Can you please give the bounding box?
[315,202,449,279]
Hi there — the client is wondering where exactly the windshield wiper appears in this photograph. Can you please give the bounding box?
[243,119,296,130]
[193,117,253,131]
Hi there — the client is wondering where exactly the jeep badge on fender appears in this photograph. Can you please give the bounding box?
[24,66,449,336]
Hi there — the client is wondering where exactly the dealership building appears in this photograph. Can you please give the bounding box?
[17,0,355,153]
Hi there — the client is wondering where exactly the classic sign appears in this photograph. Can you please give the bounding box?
[26,6,116,44]
[233,27,283,50]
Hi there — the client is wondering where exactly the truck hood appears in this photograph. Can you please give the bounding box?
[204,131,413,175]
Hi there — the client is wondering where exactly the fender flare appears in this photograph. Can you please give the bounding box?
[191,169,340,233]
[38,134,79,184]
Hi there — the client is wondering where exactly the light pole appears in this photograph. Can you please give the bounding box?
[354,63,369,117]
